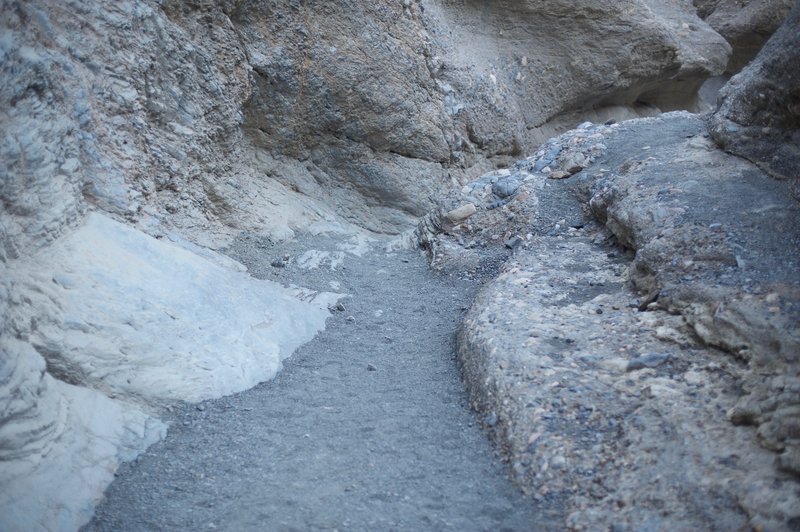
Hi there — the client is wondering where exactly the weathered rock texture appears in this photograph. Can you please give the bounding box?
[0,0,791,529]
[1,0,736,251]
[422,24,800,527]
[709,0,800,182]
[0,211,340,531]
[0,343,165,531]
[694,0,795,73]
[433,112,800,529]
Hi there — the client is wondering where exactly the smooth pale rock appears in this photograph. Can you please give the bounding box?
[16,212,341,404]
[445,203,477,223]
[0,338,165,532]
[0,211,342,529]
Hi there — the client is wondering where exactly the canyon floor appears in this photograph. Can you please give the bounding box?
[83,112,800,531]
[85,234,561,531]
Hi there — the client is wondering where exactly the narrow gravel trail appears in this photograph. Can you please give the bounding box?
[86,234,556,531]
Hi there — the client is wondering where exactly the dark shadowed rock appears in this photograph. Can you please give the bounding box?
[709,1,800,182]
[694,0,794,73]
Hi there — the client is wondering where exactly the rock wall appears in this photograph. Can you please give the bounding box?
[709,0,800,182]
[0,0,792,529]
[0,0,736,251]
[694,0,795,73]
[427,0,730,136]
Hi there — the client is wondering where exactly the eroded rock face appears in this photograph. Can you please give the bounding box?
[709,0,800,182]
[424,0,731,148]
[0,212,342,530]
[0,0,735,253]
[0,337,166,532]
[441,112,800,530]
[0,0,783,528]
[694,0,795,73]
[11,212,340,404]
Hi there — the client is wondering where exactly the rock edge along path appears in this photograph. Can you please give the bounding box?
[86,234,557,531]
[440,112,800,530]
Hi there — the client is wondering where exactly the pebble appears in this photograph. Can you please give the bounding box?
[445,203,477,222]
[548,170,570,180]
[492,176,522,198]
[626,353,670,372]
[366,363,377,371]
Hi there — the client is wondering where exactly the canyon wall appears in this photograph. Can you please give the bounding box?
[0,0,792,529]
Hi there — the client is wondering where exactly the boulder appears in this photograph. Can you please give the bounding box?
[709,1,800,182]
[447,112,800,530]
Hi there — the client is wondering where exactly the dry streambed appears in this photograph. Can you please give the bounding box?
[85,233,558,531]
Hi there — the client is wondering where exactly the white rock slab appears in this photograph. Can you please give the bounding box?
[28,212,341,403]
[0,212,342,530]
[0,338,166,532]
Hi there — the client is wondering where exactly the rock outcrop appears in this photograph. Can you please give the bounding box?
[0,342,165,531]
[0,0,793,529]
[0,211,340,531]
[694,0,795,73]
[416,16,800,527]
[709,0,800,182]
[433,110,800,530]
[1,0,735,249]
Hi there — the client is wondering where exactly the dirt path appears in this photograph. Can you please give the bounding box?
[85,234,556,531]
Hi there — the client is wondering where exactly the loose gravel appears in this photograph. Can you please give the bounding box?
[85,233,558,531]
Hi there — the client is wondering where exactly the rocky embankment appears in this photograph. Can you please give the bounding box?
[418,6,800,528]
[1,0,798,530]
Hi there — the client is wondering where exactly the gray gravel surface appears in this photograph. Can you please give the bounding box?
[85,234,557,531]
